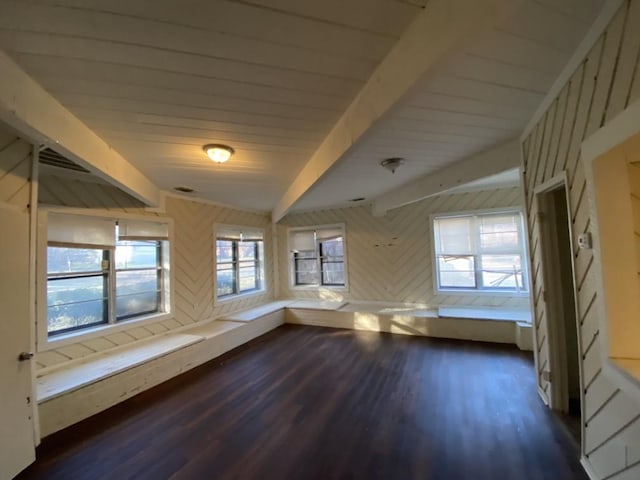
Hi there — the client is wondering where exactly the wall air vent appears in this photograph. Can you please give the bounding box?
[39,148,90,173]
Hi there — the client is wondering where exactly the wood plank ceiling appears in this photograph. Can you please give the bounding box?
[291,0,606,212]
[0,0,604,213]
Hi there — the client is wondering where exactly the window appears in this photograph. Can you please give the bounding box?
[215,226,265,299]
[289,225,346,287]
[115,240,163,319]
[47,246,109,335]
[45,213,171,337]
[433,211,527,293]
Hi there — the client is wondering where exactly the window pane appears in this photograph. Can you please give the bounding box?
[217,265,235,296]
[115,241,159,269]
[322,262,344,285]
[435,217,474,254]
[320,237,344,257]
[116,292,159,319]
[480,254,524,290]
[437,255,475,288]
[47,275,107,333]
[479,214,520,251]
[216,240,233,263]
[47,247,103,274]
[116,270,159,296]
[239,265,257,291]
[238,242,256,260]
[295,258,318,285]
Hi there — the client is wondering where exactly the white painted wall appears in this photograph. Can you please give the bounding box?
[522,1,640,477]
[277,187,530,309]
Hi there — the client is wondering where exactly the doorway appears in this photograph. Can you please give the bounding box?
[535,175,582,444]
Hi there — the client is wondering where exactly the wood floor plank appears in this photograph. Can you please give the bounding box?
[18,325,587,480]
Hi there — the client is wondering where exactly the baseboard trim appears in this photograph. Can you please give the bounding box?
[581,456,599,480]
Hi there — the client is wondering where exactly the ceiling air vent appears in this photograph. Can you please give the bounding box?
[39,148,90,173]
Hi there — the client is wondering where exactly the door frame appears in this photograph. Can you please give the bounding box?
[533,172,586,451]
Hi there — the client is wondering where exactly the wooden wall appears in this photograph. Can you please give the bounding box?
[0,127,31,209]
[35,177,275,372]
[277,186,530,309]
[522,1,640,477]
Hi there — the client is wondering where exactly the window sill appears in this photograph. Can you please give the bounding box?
[39,311,173,352]
[215,288,267,305]
[436,289,530,297]
[291,285,348,292]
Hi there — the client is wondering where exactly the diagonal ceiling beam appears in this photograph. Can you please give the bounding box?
[271,0,516,223]
[371,139,521,215]
[0,49,161,206]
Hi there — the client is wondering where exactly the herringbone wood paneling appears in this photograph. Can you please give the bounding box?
[0,128,31,210]
[35,184,274,370]
[278,187,529,309]
[521,2,640,478]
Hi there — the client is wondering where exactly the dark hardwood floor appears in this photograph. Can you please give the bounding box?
[18,325,587,480]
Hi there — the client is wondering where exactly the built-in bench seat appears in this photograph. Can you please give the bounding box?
[219,300,293,322]
[37,333,205,403]
[37,301,289,437]
[285,301,533,351]
[438,306,532,323]
[36,299,533,437]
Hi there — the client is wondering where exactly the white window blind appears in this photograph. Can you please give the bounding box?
[118,220,169,241]
[48,213,116,248]
[290,230,315,252]
[216,226,263,241]
[434,216,474,255]
[316,228,343,241]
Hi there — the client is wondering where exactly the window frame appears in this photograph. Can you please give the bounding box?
[214,224,266,303]
[288,223,348,290]
[431,208,529,296]
[37,209,174,351]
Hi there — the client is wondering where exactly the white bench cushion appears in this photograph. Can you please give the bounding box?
[221,300,292,322]
[37,333,203,402]
[438,306,532,323]
[186,320,243,339]
[287,300,347,310]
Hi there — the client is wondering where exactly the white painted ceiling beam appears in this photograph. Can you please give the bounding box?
[371,139,521,215]
[0,49,161,206]
[271,0,516,222]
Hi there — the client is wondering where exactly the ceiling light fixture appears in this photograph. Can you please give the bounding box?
[381,157,404,174]
[203,144,234,163]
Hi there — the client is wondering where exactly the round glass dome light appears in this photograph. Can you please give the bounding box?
[203,144,234,163]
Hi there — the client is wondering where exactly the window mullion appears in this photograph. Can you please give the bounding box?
[232,241,237,295]
[474,216,482,291]
[254,242,260,290]
[317,241,323,286]
[107,249,116,324]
